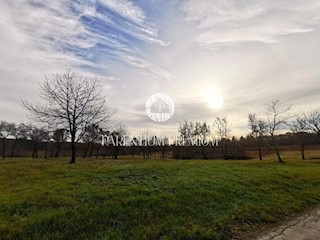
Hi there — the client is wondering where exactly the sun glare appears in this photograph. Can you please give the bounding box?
[203,87,223,109]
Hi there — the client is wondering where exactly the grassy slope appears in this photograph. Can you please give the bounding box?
[0,152,320,240]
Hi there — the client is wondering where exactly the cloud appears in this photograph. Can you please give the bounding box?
[0,0,170,76]
[100,0,145,24]
[0,0,174,124]
[1,0,320,138]
[123,56,176,81]
[182,0,320,49]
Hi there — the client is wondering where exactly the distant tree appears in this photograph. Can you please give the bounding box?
[7,123,17,158]
[130,137,139,158]
[178,121,196,159]
[213,117,231,160]
[179,120,195,145]
[26,125,48,158]
[101,130,111,158]
[266,99,292,163]
[0,121,15,159]
[82,124,101,158]
[291,116,309,160]
[52,128,68,158]
[160,136,169,160]
[248,113,267,160]
[140,130,153,159]
[10,123,29,158]
[42,128,52,159]
[23,70,114,163]
[194,122,211,143]
[178,121,211,159]
[110,123,128,159]
[303,109,320,138]
[195,121,211,159]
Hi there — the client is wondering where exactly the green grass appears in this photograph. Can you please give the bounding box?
[1,152,320,240]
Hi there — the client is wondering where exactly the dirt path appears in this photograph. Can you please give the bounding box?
[254,207,320,240]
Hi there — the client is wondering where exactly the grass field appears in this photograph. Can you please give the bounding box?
[1,151,320,240]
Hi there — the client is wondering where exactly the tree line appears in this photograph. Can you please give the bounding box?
[1,70,320,163]
[176,100,320,162]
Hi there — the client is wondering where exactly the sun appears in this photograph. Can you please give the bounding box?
[203,87,223,109]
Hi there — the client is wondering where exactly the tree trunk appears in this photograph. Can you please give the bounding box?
[55,141,64,158]
[89,143,94,159]
[161,146,166,160]
[2,138,5,159]
[224,140,228,160]
[301,144,305,160]
[113,146,119,159]
[32,141,38,159]
[32,141,37,158]
[275,146,282,163]
[10,139,18,158]
[257,137,262,160]
[50,143,54,157]
[271,135,282,163]
[96,146,100,158]
[83,143,90,158]
[44,142,48,159]
[147,147,150,159]
[103,146,107,158]
[142,146,146,159]
[54,142,59,158]
[70,136,76,164]
[202,145,207,160]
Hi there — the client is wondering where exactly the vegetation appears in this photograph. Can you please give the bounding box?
[22,70,114,163]
[1,70,319,163]
[1,71,320,239]
[1,152,320,239]
[248,114,267,160]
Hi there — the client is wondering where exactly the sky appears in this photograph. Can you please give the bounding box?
[1,0,320,137]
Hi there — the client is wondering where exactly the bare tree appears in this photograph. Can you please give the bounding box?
[130,137,139,159]
[179,120,195,146]
[52,128,68,158]
[248,114,267,160]
[194,122,211,143]
[10,123,29,158]
[178,121,195,159]
[195,121,211,159]
[110,123,128,159]
[140,130,153,159]
[303,109,320,137]
[26,125,48,159]
[213,117,231,160]
[291,116,308,160]
[23,70,114,163]
[160,136,169,160]
[82,124,102,158]
[0,121,15,159]
[266,99,292,163]
[41,128,52,159]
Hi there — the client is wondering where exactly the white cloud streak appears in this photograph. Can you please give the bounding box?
[0,0,172,123]
[182,0,320,49]
[100,0,146,24]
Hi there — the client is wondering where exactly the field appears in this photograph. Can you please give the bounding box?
[1,151,320,240]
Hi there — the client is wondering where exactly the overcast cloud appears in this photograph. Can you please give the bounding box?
[1,0,320,136]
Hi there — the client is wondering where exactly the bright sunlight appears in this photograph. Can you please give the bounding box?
[203,86,223,109]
